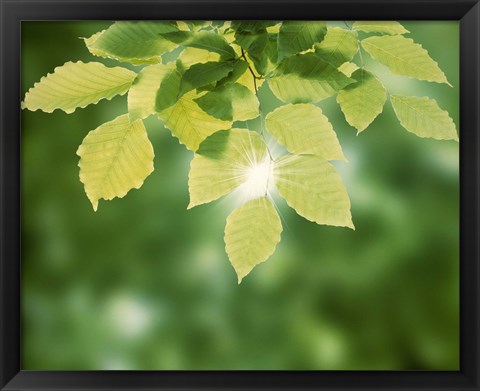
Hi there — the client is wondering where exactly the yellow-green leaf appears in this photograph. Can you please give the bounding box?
[235,63,265,93]
[224,196,282,283]
[84,21,178,64]
[184,30,237,59]
[178,47,221,68]
[337,69,387,133]
[277,21,327,61]
[158,89,232,151]
[353,21,409,35]
[194,83,260,121]
[338,61,359,77]
[235,30,277,76]
[314,27,358,66]
[266,23,282,34]
[265,103,345,160]
[231,21,278,33]
[22,61,136,114]
[128,63,175,122]
[215,60,249,88]
[154,68,182,113]
[165,30,236,59]
[179,61,235,95]
[361,35,450,85]
[268,53,354,103]
[274,155,354,229]
[76,115,154,211]
[390,95,458,141]
[188,129,268,208]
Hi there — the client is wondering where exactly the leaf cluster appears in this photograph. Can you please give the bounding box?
[22,20,458,282]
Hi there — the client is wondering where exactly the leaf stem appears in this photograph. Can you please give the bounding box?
[241,50,275,195]
[241,49,261,90]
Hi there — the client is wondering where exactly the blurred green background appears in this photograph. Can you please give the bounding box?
[21,21,459,370]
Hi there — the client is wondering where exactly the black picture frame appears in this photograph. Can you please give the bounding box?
[1,0,479,390]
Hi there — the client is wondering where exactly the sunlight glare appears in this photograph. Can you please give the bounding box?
[237,156,275,202]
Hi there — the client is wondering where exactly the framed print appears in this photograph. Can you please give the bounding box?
[1,0,479,390]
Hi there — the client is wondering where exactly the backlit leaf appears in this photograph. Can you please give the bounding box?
[268,53,354,103]
[178,47,221,68]
[266,23,282,34]
[265,103,345,160]
[188,129,268,208]
[180,61,235,95]
[338,62,359,77]
[157,30,192,44]
[22,61,136,114]
[314,27,358,66]
[158,89,232,151]
[231,21,278,33]
[165,30,236,59]
[274,155,354,229]
[187,31,237,58]
[84,21,178,64]
[337,69,387,133]
[215,60,249,87]
[76,115,154,211]
[128,63,175,121]
[390,95,458,141]
[353,21,409,35]
[361,35,450,85]
[195,83,259,121]
[224,196,282,283]
[235,30,278,75]
[234,62,265,93]
[277,21,327,61]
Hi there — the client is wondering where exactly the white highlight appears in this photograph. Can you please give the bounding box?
[236,156,275,202]
[106,295,153,338]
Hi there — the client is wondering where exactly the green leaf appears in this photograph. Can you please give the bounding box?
[166,30,236,59]
[361,35,451,85]
[337,69,387,133]
[154,67,182,113]
[338,62,359,77]
[21,61,136,114]
[157,30,192,44]
[267,23,282,34]
[390,95,458,141]
[180,61,235,95]
[128,63,175,121]
[235,30,278,75]
[84,21,178,64]
[235,30,268,72]
[220,28,243,57]
[188,128,268,208]
[352,21,409,35]
[215,60,249,87]
[265,103,345,160]
[187,31,237,58]
[314,27,358,66]
[264,33,280,70]
[231,21,278,33]
[268,53,354,103]
[224,196,282,283]
[184,20,212,30]
[277,21,327,61]
[177,47,221,68]
[274,155,354,229]
[76,115,154,211]
[158,89,232,151]
[194,83,259,121]
[235,62,265,93]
